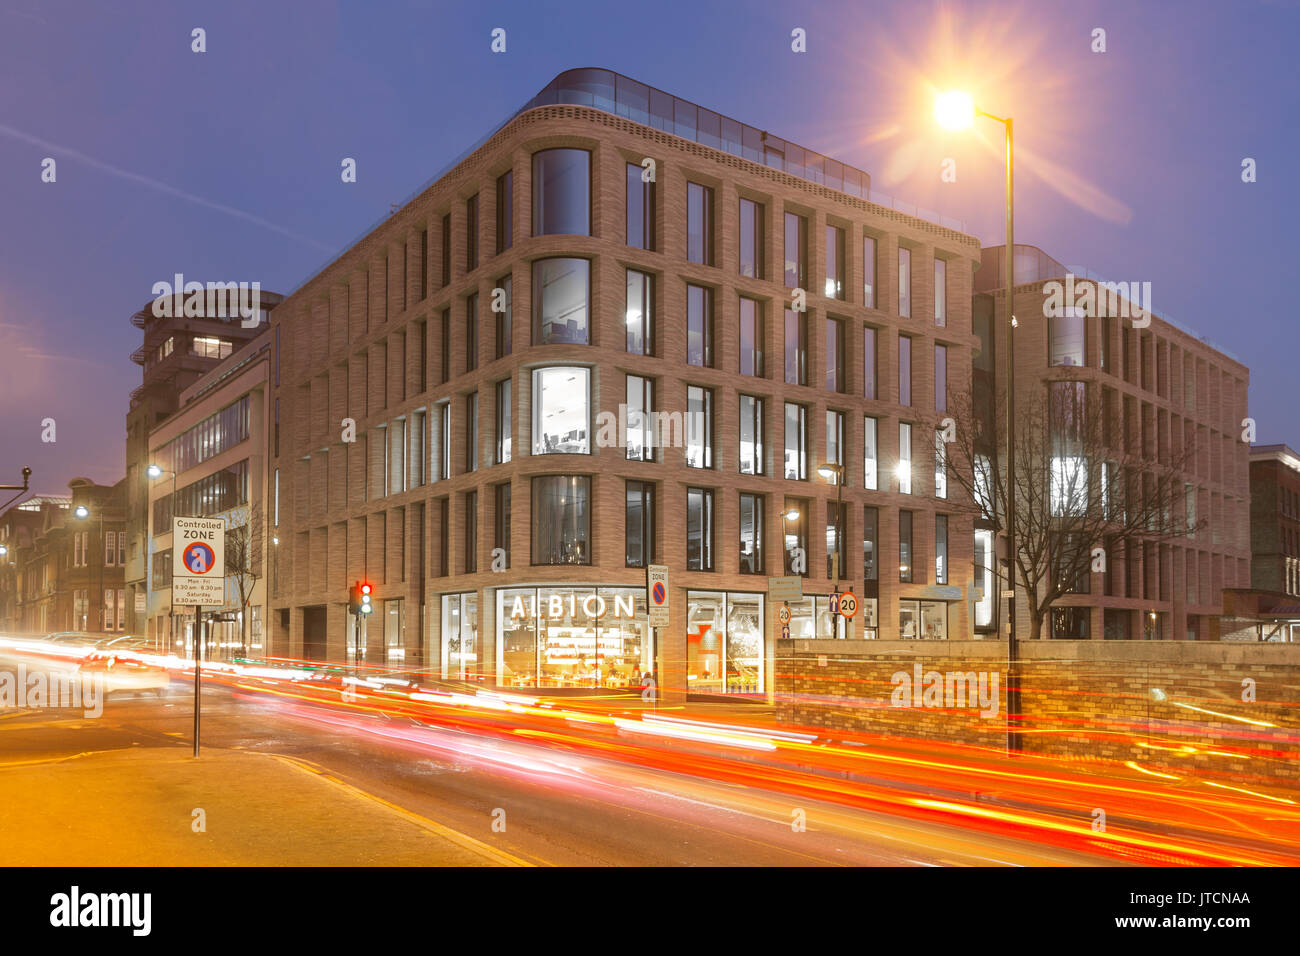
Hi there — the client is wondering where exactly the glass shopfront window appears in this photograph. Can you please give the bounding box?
[898,599,948,640]
[496,587,652,689]
[686,591,764,695]
[440,592,479,679]
[782,595,853,640]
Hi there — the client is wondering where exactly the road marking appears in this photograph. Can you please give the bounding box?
[267,753,536,868]
[0,750,116,770]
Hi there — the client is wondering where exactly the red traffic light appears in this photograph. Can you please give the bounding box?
[361,584,372,595]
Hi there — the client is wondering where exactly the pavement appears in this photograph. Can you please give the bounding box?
[0,730,527,866]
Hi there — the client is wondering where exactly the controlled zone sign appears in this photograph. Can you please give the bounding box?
[647,565,669,627]
[172,516,225,606]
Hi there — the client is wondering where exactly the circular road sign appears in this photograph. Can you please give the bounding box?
[778,605,791,625]
[838,592,859,620]
[182,541,216,575]
[651,581,666,606]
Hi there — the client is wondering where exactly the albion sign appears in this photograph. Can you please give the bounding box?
[508,592,637,621]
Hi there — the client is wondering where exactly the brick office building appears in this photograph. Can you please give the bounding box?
[973,244,1251,640]
[268,68,983,697]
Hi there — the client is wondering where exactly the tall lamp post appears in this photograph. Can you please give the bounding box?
[935,90,1020,752]
[147,464,178,654]
[73,505,104,633]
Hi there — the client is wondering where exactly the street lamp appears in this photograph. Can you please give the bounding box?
[74,504,104,633]
[936,88,1019,752]
[148,464,179,654]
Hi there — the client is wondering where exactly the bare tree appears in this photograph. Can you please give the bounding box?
[225,506,262,656]
[942,378,1202,639]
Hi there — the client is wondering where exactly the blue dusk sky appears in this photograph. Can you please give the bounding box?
[1,0,1295,490]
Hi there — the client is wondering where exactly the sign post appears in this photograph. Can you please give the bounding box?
[646,566,669,707]
[172,516,225,757]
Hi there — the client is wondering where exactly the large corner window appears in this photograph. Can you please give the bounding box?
[532,367,589,454]
[531,476,591,565]
[533,258,590,345]
[532,149,591,237]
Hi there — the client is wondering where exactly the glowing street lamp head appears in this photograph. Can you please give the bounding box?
[147,464,163,479]
[783,509,800,522]
[935,90,975,131]
[74,505,90,519]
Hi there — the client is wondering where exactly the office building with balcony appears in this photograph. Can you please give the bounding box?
[124,288,282,633]
[268,68,983,697]
[143,334,275,658]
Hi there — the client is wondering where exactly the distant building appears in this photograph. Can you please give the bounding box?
[974,244,1251,639]
[0,480,125,635]
[124,287,282,633]
[144,334,274,659]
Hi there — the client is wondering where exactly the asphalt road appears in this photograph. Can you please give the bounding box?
[0,682,1120,866]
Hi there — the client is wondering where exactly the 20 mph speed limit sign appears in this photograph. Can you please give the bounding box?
[837,592,859,619]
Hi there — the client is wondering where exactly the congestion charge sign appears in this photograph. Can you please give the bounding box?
[172,516,225,606]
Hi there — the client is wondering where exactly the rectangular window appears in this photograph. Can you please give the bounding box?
[935,429,947,500]
[934,258,947,326]
[464,490,478,573]
[739,297,764,376]
[418,229,429,300]
[441,213,452,288]
[1050,306,1087,368]
[863,506,878,583]
[495,482,511,570]
[783,497,807,576]
[533,257,590,345]
[466,293,479,372]
[533,149,591,236]
[784,212,807,288]
[626,162,655,249]
[465,194,479,272]
[686,385,713,468]
[826,410,844,470]
[739,197,764,278]
[899,335,912,406]
[440,309,450,383]
[863,234,877,308]
[898,247,911,317]
[105,533,115,565]
[899,510,913,583]
[825,225,845,299]
[935,515,948,584]
[826,500,847,580]
[863,417,878,490]
[438,403,451,480]
[437,498,449,576]
[784,309,806,385]
[625,480,655,568]
[783,403,806,480]
[626,374,654,462]
[863,326,877,399]
[898,422,913,494]
[687,284,713,367]
[687,182,714,265]
[532,367,590,454]
[496,170,513,254]
[464,392,478,473]
[934,343,947,411]
[739,395,764,475]
[626,269,653,355]
[496,378,512,464]
[825,317,844,392]
[411,408,426,488]
[117,531,126,566]
[686,488,714,571]
[738,493,764,574]
[495,276,512,359]
[531,476,590,565]
[416,319,428,392]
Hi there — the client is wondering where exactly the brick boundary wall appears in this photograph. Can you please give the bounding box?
[775,640,1300,788]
